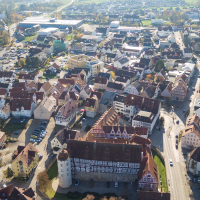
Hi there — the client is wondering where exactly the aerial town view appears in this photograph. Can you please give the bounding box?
[0,0,200,199]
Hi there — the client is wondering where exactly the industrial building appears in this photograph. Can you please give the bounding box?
[18,17,83,29]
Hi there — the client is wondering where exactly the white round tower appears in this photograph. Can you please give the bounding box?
[57,149,72,188]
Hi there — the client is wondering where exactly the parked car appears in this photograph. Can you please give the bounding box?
[82,118,87,121]
[75,180,80,186]
[198,177,200,183]
[115,181,118,188]
[39,155,43,160]
[176,134,178,138]
[169,159,173,167]
[29,138,36,142]
[50,154,56,159]
[31,135,37,139]
[13,132,19,135]
[20,119,25,123]
[176,120,179,124]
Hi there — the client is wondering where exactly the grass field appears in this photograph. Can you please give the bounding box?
[2,119,26,134]
[185,0,198,4]
[142,20,151,26]
[24,33,38,42]
[152,150,168,193]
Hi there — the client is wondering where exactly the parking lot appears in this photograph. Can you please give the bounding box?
[53,178,137,198]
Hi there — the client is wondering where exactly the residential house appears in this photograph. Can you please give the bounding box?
[183,48,193,58]
[0,88,6,98]
[114,57,129,69]
[161,83,172,99]
[12,143,39,177]
[187,147,200,176]
[106,82,125,94]
[69,68,91,83]
[171,75,188,101]
[101,46,113,54]
[39,81,53,96]
[141,86,158,99]
[85,91,102,118]
[79,84,91,101]
[113,94,126,115]
[115,77,130,87]
[115,69,137,82]
[34,97,54,120]
[26,81,43,92]
[156,69,166,81]
[70,43,85,53]
[85,43,97,53]
[138,153,158,191]
[0,103,11,120]
[0,184,35,200]
[0,131,6,148]
[49,91,60,106]
[18,74,38,83]
[0,71,15,82]
[94,77,108,90]
[99,91,117,113]
[182,114,200,149]
[45,63,61,74]
[106,53,118,63]
[124,81,142,95]
[51,128,80,152]
[55,99,78,126]
[11,98,35,118]
[98,72,112,82]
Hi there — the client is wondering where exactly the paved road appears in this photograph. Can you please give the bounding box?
[150,66,200,200]
[174,31,185,51]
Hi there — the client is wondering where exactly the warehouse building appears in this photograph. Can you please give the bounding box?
[18,17,83,29]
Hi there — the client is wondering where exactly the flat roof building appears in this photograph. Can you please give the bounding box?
[18,17,83,29]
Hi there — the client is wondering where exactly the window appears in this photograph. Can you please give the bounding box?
[67,173,69,176]
[60,164,63,167]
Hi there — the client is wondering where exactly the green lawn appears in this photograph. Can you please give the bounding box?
[152,150,167,192]
[24,33,38,42]
[45,161,68,199]
[65,34,73,41]
[142,20,151,26]
[43,74,57,79]
[75,0,110,4]
[2,120,26,134]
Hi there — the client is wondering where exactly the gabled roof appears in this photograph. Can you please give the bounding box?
[97,73,111,80]
[12,143,39,167]
[138,153,158,183]
[137,191,170,200]
[54,128,79,145]
[94,77,108,84]
[66,140,142,163]
[18,73,35,80]
[41,81,53,93]
[190,147,200,162]
[90,91,103,100]
[115,76,129,83]
[107,82,124,90]
[11,98,32,111]
[116,57,129,65]
[131,81,142,92]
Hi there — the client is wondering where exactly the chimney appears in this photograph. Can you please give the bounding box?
[141,151,143,161]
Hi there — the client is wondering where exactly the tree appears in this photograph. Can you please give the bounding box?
[37,171,51,192]
[25,56,31,66]
[2,31,10,45]
[6,167,13,178]
[155,59,165,72]
[18,58,25,68]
